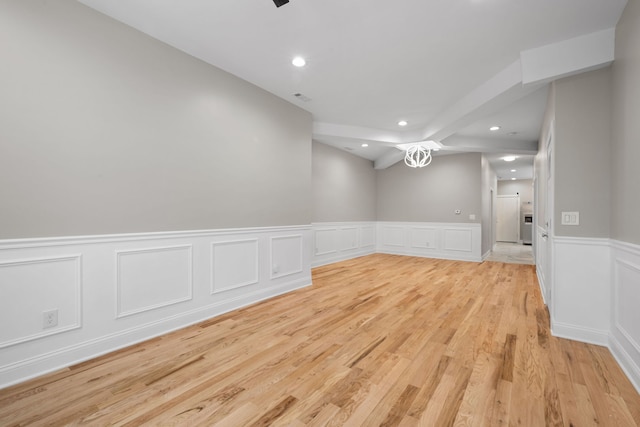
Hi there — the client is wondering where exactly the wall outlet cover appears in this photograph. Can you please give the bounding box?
[561,211,580,225]
[43,309,58,329]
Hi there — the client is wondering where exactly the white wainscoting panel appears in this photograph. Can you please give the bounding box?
[341,228,358,251]
[0,256,82,348]
[116,245,193,318]
[211,239,259,294]
[270,235,303,279]
[382,226,404,248]
[443,229,473,252]
[361,226,375,248]
[550,237,610,346]
[609,240,640,393]
[311,222,377,267]
[377,222,482,262]
[314,228,338,257]
[0,225,311,389]
[410,227,437,250]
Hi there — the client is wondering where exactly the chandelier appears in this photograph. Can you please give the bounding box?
[404,144,432,168]
[399,141,441,168]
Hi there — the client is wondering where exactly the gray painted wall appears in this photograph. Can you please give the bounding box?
[481,155,497,256]
[0,1,312,239]
[376,153,482,223]
[312,142,376,222]
[554,68,612,238]
[612,0,640,245]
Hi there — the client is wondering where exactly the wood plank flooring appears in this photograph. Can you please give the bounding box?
[1,254,639,426]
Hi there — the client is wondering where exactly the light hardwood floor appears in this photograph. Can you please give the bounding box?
[1,254,639,426]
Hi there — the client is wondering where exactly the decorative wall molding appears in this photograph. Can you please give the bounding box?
[609,239,640,393]
[211,239,259,294]
[377,222,482,262]
[0,225,311,389]
[550,236,611,345]
[270,235,304,279]
[116,245,193,318]
[311,222,377,267]
[0,255,82,349]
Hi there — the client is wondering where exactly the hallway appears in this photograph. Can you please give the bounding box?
[485,242,535,265]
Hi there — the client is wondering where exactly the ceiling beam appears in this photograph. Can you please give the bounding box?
[314,28,617,169]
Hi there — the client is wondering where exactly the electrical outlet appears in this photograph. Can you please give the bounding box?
[43,309,58,329]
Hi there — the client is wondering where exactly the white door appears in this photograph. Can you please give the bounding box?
[535,122,554,307]
[496,195,519,242]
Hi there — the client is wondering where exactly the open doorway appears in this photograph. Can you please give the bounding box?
[486,179,535,264]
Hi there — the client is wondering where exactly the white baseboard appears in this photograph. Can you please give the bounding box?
[551,321,609,347]
[609,332,640,394]
[0,225,312,389]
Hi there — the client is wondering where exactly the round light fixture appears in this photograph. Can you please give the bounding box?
[292,56,306,67]
[361,143,369,148]
[490,126,501,131]
[398,120,408,127]
[503,155,517,162]
[511,178,517,180]
[510,169,517,172]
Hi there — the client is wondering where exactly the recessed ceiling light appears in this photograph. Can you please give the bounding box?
[398,120,408,127]
[510,169,516,172]
[511,177,517,180]
[503,155,517,162]
[490,126,501,131]
[292,56,306,67]
[361,143,368,148]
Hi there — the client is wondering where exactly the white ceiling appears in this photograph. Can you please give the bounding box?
[78,0,627,178]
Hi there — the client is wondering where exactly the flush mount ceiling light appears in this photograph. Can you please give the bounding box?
[510,169,517,172]
[503,155,517,162]
[490,126,501,131]
[396,140,441,168]
[398,120,408,127]
[292,56,306,67]
[361,143,368,147]
[511,178,517,180]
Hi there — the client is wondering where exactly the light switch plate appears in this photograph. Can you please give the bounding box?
[561,211,580,225]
